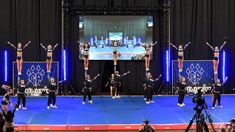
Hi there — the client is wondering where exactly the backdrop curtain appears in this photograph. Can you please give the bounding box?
[0,0,234,94]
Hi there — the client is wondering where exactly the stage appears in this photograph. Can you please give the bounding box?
[6,95,235,131]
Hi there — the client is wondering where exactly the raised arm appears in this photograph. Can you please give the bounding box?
[7,41,17,49]
[222,77,228,86]
[220,41,227,50]
[170,43,178,50]
[40,43,47,50]
[121,71,131,77]
[77,41,84,45]
[23,41,31,49]
[154,74,162,82]
[151,41,158,46]
[184,42,191,50]
[52,43,59,50]
[92,74,100,82]
[140,42,146,48]
[77,41,85,48]
[206,42,214,50]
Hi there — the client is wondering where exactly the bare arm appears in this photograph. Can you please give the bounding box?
[220,41,227,50]
[206,42,214,50]
[77,41,84,45]
[7,41,17,49]
[222,77,228,86]
[151,41,158,46]
[184,42,191,50]
[23,41,31,49]
[40,43,47,51]
[92,74,100,82]
[52,43,59,50]
[121,71,131,78]
[170,43,178,50]
[154,74,162,82]
[77,41,85,48]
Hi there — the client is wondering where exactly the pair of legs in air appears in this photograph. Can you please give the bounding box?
[145,56,150,71]
[17,59,23,75]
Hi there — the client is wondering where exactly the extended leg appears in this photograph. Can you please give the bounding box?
[17,94,21,108]
[22,94,26,108]
[19,60,23,75]
[52,93,56,105]
[212,93,216,107]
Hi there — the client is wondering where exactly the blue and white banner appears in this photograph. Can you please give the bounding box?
[13,62,59,95]
[172,60,214,93]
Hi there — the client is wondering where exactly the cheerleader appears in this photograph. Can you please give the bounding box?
[2,104,17,132]
[141,42,158,71]
[177,76,187,107]
[143,72,161,104]
[1,85,13,113]
[212,77,228,109]
[110,71,130,99]
[16,80,27,110]
[1,95,13,115]
[47,77,58,109]
[112,41,121,66]
[7,41,31,75]
[206,41,226,80]
[111,71,121,98]
[78,41,90,70]
[170,42,191,74]
[40,43,58,73]
[82,74,100,104]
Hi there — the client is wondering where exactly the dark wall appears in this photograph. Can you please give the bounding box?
[170,0,235,93]
[0,0,235,94]
[0,0,61,85]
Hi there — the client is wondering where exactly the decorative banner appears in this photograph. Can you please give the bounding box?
[13,62,59,96]
[172,60,214,93]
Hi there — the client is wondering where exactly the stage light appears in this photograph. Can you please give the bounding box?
[90,37,94,45]
[166,50,170,82]
[138,37,142,44]
[222,50,226,83]
[124,38,127,45]
[133,36,136,45]
[106,37,108,45]
[63,50,67,80]
[4,50,8,82]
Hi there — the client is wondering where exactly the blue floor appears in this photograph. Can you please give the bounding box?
[5,95,235,125]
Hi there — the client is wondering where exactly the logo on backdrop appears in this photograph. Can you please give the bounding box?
[186,63,204,85]
[26,65,45,86]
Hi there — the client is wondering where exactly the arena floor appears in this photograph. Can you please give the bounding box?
[3,95,234,131]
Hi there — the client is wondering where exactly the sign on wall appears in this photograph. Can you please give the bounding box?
[172,60,214,93]
[13,62,59,96]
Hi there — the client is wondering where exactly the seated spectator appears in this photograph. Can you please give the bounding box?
[139,120,155,132]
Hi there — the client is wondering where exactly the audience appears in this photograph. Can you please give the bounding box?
[1,104,18,132]
[139,120,155,132]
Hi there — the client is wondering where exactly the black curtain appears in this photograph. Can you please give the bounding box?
[0,0,61,85]
[0,0,235,94]
[170,0,235,93]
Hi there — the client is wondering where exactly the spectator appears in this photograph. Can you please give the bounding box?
[2,104,17,132]
[0,113,4,132]
[139,120,155,132]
